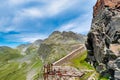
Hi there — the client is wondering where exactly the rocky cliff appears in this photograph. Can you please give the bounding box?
[86,0,120,79]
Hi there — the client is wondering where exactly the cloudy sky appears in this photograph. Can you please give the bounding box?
[0,0,97,47]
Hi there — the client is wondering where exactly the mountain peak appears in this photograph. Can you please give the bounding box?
[45,31,86,44]
[33,39,43,46]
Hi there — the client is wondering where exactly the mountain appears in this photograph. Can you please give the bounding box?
[0,40,43,80]
[0,46,19,54]
[86,0,120,79]
[0,31,86,80]
[0,46,21,62]
[25,39,43,55]
[0,46,42,80]
[38,31,86,63]
[16,31,86,64]
[45,31,86,44]
[17,39,43,55]
[17,43,31,55]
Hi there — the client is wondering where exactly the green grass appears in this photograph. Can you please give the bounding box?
[70,51,94,70]
[99,77,109,80]
[0,62,26,80]
[80,72,93,80]
[66,51,97,80]
[0,46,43,80]
[0,53,43,80]
[98,73,110,80]
[69,51,110,80]
[0,53,22,62]
[0,47,22,62]
[68,50,111,80]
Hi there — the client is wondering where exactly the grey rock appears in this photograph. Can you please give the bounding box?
[86,0,120,79]
[115,71,120,80]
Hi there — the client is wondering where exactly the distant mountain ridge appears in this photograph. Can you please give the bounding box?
[44,31,86,44]
[0,31,86,80]
[17,39,43,55]
[0,46,21,62]
[16,31,86,63]
[38,31,86,63]
[16,31,86,56]
[0,31,86,65]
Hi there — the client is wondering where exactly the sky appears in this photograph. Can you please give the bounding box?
[0,0,97,47]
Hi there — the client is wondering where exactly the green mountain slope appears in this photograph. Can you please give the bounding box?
[17,39,43,55]
[0,31,86,80]
[0,46,21,62]
[38,31,86,63]
[0,46,42,80]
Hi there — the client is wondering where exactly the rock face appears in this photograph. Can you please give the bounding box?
[86,0,120,79]
[94,0,120,17]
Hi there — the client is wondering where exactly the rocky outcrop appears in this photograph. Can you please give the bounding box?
[86,0,120,79]
[94,0,120,17]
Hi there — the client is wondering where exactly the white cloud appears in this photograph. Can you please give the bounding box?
[8,0,26,5]
[8,0,81,31]
[22,8,43,18]
[57,13,92,34]
[13,8,43,23]
[8,0,45,6]
[11,0,97,28]
[20,35,46,42]
[0,18,14,32]
[12,0,81,20]
[0,0,97,33]
[46,0,78,16]
[5,33,48,43]
[59,23,75,31]
[0,0,97,47]
[56,0,97,34]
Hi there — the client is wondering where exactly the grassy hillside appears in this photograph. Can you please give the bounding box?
[0,46,22,62]
[69,51,93,70]
[67,51,109,80]
[38,43,80,63]
[38,31,86,64]
[0,46,43,80]
[0,31,86,80]
[0,55,42,80]
[67,51,95,80]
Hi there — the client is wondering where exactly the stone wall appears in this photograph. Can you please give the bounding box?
[53,45,85,66]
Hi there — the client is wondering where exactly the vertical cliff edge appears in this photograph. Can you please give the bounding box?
[86,0,120,79]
